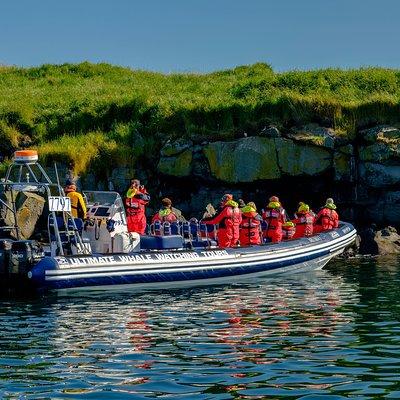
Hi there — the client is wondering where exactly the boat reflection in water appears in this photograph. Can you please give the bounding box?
[5,258,400,399]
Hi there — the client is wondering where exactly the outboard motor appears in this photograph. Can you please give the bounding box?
[0,240,43,288]
[9,241,43,276]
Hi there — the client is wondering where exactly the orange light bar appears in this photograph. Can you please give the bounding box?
[14,150,38,163]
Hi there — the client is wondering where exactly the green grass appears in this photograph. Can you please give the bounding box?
[0,61,400,173]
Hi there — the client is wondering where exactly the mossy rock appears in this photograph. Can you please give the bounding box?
[160,140,192,157]
[334,145,354,182]
[158,149,193,177]
[203,137,280,183]
[289,124,336,149]
[359,143,400,164]
[275,138,332,176]
[361,126,400,144]
[359,162,400,188]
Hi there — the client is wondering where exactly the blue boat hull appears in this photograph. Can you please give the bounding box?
[28,223,357,291]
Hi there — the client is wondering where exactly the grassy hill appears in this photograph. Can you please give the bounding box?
[0,62,400,174]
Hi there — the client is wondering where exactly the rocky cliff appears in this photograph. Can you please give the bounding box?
[1,63,400,228]
[77,123,400,228]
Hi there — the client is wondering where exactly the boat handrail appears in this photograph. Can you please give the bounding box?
[0,154,90,256]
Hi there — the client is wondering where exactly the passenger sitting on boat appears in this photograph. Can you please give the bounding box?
[125,179,150,234]
[64,179,87,219]
[291,202,314,238]
[152,198,181,224]
[282,221,296,240]
[203,194,242,248]
[262,196,286,243]
[239,202,262,246]
[313,198,339,233]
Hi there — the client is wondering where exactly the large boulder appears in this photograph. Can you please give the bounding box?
[361,125,400,144]
[0,191,46,240]
[334,144,354,182]
[374,227,400,255]
[160,140,192,157]
[110,167,135,193]
[275,138,332,176]
[260,125,281,138]
[289,124,337,149]
[363,191,400,225]
[359,163,400,188]
[359,142,400,164]
[203,137,281,183]
[158,149,193,177]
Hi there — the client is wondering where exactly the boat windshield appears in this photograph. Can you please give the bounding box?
[84,191,123,209]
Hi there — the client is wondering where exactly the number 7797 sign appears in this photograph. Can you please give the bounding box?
[49,196,72,212]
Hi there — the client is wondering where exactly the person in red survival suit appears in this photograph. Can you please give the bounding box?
[292,202,314,239]
[262,196,286,243]
[282,221,296,240]
[313,198,339,233]
[204,194,242,248]
[151,197,179,223]
[239,202,262,246]
[125,179,150,234]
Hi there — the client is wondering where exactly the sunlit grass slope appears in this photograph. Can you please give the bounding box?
[0,62,399,174]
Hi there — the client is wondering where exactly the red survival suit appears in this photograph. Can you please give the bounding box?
[239,206,262,246]
[204,198,242,248]
[292,212,314,239]
[314,207,339,233]
[282,222,296,240]
[151,208,178,224]
[262,203,286,243]
[125,188,150,234]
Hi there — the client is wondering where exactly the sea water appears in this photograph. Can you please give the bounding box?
[1,256,400,399]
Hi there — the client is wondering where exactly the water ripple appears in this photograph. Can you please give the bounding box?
[1,256,400,398]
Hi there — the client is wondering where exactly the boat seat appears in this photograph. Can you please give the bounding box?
[140,235,184,250]
[170,222,180,235]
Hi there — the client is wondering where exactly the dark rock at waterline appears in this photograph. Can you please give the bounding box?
[359,225,400,255]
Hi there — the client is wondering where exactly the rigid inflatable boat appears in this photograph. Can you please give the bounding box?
[0,151,357,292]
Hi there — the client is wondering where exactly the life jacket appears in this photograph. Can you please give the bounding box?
[262,207,285,232]
[152,208,178,224]
[292,212,314,238]
[239,211,261,245]
[282,222,296,240]
[314,207,339,230]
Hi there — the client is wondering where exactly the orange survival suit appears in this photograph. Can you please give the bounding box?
[292,203,314,239]
[204,194,242,248]
[239,203,262,246]
[313,199,339,233]
[262,197,286,243]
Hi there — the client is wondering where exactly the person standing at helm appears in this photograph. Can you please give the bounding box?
[152,198,181,223]
[65,179,87,220]
[239,202,262,246]
[204,194,242,248]
[314,198,339,233]
[262,195,286,243]
[292,202,314,238]
[125,179,150,234]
